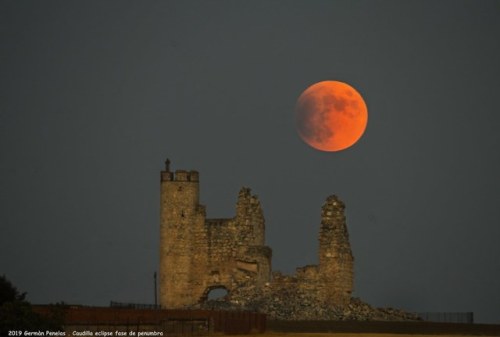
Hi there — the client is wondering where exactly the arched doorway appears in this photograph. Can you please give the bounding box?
[208,287,228,300]
[200,285,229,302]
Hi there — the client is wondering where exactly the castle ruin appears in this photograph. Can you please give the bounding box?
[159,160,354,316]
[159,160,272,308]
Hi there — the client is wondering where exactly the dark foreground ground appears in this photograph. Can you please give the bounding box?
[267,320,500,335]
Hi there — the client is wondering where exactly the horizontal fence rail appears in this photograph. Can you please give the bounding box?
[110,301,162,310]
[267,320,500,335]
[33,305,266,335]
[417,312,474,323]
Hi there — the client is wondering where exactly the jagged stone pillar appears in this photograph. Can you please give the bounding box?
[234,187,271,286]
[318,195,354,307]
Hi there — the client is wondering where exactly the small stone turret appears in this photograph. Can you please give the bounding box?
[318,195,354,307]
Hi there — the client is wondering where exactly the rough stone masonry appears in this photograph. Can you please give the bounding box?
[159,161,418,321]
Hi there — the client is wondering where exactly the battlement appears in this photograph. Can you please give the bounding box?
[161,169,199,182]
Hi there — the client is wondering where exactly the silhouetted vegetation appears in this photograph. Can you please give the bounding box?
[0,275,64,334]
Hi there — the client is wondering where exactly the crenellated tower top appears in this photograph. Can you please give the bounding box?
[161,159,199,182]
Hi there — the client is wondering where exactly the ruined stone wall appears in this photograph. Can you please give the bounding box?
[159,162,272,309]
[159,161,354,318]
[226,194,354,318]
[318,195,354,306]
[201,214,271,299]
[157,162,423,321]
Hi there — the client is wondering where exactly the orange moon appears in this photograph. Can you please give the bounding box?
[295,81,368,152]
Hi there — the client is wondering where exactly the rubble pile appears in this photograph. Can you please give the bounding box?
[195,283,420,321]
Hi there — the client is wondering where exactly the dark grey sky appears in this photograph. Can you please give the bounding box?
[1,0,499,324]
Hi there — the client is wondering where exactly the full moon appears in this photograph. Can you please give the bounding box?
[295,81,368,152]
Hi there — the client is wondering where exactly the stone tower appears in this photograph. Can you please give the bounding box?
[159,160,272,309]
[159,160,206,308]
[318,195,354,307]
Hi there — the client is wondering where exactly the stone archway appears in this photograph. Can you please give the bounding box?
[199,285,230,303]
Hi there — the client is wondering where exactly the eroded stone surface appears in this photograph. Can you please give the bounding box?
[159,162,417,321]
[159,164,271,308]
